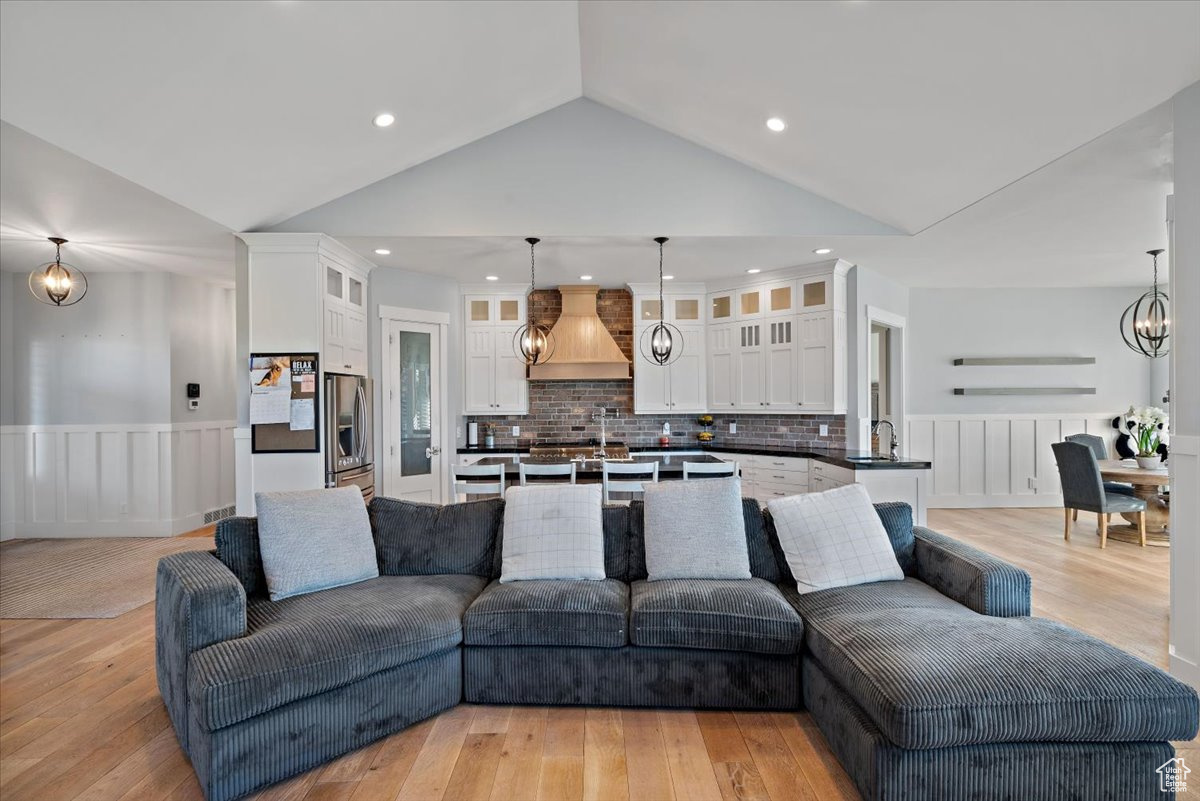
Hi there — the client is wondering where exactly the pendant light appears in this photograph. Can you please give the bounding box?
[1119,249,1170,358]
[28,237,87,307]
[512,237,555,365]
[640,236,683,366]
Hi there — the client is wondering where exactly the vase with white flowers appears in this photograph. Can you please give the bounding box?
[1126,406,1168,469]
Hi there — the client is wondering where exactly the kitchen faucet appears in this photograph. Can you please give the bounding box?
[872,419,898,460]
[592,409,612,457]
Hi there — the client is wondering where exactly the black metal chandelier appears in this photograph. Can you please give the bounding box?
[639,236,683,366]
[1119,248,1170,359]
[512,237,555,366]
[28,237,88,307]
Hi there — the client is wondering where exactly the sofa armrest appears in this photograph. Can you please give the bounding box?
[155,550,246,753]
[913,527,1031,617]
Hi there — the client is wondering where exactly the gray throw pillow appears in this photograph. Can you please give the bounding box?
[642,477,751,580]
[255,488,379,601]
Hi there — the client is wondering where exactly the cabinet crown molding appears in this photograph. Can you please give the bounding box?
[236,233,376,274]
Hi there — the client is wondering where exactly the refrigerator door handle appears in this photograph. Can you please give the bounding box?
[355,384,369,461]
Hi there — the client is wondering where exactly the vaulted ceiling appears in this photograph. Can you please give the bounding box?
[1,1,1197,287]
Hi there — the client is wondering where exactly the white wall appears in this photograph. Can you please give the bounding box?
[908,287,1156,415]
[847,265,909,450]
[0,270,236,539]
[4,271,172,425]
[368,267,463,461]
[169,274,236,423]
[1169,80,1200,691]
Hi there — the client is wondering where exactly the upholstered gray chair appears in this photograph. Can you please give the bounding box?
[1064,433,1136,497]
[1051,441,1146,548]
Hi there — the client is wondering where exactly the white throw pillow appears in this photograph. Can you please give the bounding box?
[767,483,903,594]
[500,484,606,582]
[642,477,751,580]
[255,487,379,601]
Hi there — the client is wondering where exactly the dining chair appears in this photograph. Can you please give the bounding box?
[601,461,659,504]
[452,463,506,500]
[519,462,577,486]
[1051,442,1146,548]
[1064,433,1135,497]
[682,461,738,480]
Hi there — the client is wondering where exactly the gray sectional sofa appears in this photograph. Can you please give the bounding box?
[156,495,1199,801]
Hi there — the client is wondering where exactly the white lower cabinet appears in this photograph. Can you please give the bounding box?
[719,453,810,502]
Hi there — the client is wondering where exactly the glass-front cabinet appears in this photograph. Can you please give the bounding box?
[323,257,369,375]
[462,292,528,415]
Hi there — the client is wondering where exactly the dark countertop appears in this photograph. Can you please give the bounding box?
[474,453,728,478]
[458,442,930,471]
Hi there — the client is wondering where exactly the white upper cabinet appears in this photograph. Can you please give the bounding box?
[707,324,736,408]
[322,257,369,375]
[629,285,707,414]
[463,291,528,415]
[704,263,847,414]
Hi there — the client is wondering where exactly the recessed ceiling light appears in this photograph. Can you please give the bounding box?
[746,268,761,274]
[663,275,674,281]
[373,112,395,128]
[485,275,499,281]
[374,248,391,256]
[579,275,593,280]
[813,248,832,255]
[765,117,787,133]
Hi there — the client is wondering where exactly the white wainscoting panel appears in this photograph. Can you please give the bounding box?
[0,421,236,539]
[905,414,1114,508]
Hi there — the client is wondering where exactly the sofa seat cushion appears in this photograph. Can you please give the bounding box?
[188,574,487,731]
[805,606,1200,749]
[463,578,629,648]
[630,578,804,654]
[782,577,969,622]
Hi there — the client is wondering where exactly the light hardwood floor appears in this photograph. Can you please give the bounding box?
[0,508,1193,801]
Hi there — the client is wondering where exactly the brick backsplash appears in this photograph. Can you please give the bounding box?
[468,287,846,450]
[469,379,845,449]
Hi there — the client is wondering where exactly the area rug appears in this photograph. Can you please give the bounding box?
[0,536,214,619]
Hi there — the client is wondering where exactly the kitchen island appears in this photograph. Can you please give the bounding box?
[472,452,730,480]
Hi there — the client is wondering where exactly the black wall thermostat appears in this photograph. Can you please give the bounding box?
[187,383,201,398]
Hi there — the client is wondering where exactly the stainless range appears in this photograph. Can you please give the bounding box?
[527,441,631,461]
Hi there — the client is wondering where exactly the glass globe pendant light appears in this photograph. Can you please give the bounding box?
[512,237,555,365]
[29,237,88,307]
[640,236,683,366]
[1119,249,1169,358]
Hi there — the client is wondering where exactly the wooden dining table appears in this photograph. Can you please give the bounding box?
[1097,459,1170,546]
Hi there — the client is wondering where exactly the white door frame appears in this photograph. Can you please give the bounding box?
[861,305,907,455]
[379,305,451,502]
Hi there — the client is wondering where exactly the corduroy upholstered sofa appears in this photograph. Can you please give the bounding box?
[156,496,1199,801]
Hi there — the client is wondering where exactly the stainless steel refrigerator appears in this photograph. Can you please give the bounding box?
[325,373,374,502]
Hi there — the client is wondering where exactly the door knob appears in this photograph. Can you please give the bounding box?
[426,446,442,458]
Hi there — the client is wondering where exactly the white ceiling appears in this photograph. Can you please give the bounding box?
[0,122,234,283]
[346,99,1177,289]
[0,1,1195,288]
[580,0,1199,234]
[0,0,582,231]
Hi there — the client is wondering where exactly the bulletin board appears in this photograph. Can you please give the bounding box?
[250,353,320,453]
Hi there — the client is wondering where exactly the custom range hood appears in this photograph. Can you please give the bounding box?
[528,285,631,380]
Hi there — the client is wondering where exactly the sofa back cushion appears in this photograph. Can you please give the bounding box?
[370,496,502,577]
[628,497,783,582]
[215,516,268,598]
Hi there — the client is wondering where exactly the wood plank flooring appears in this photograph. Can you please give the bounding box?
[0,508,1192,801]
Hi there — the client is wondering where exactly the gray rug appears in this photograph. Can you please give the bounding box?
[0,536,214,619]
